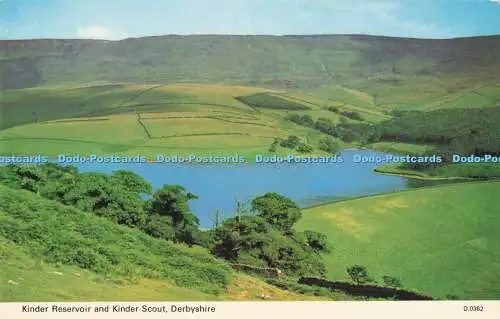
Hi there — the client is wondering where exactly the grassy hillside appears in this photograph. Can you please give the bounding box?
[1,82,498,176]
[0,184,343,301]
[296,181,500,299]
[0,184,233,295]
[2,35,499,89]
[1,83,375,158]
[1,236,335,301]
[1,35,499,110]
[1,35,499,159]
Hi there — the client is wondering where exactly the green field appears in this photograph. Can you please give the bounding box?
[0,83,366,159]
[2,80,498,160]
[296,181,500,299]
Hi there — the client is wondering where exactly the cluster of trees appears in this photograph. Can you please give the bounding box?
[0,163,330,278]
[269,135,314,153]
[377,108,499,151]
[346,265,403,288]
[318,136,340,154]
[327,107,364,121]
[287,113,374,143]
[0,163,202,246]
[279,135,301,149]
[366,108,500,156]
[289,107,500,168]
[205,193,330,277]
[235,93,310,110]
[371,107,500,177]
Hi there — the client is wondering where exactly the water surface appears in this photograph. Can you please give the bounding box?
[68,150,452,227]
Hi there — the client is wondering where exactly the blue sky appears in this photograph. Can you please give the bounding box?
[1,0,499,40]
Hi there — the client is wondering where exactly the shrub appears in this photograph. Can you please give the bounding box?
[346,265,373,284]
[382,275,403,288]
[297,142,314,153]
[280,135,300,149]
[318,137,339,154]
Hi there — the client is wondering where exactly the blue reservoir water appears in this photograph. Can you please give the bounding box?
[65,149,447,227]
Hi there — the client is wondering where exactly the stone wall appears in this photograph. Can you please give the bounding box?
[298,277,434,300]
[231,263,283,278]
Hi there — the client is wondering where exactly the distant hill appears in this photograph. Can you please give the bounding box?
[1,34,499,90]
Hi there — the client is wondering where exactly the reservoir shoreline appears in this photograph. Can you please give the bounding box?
[0,149,466,227]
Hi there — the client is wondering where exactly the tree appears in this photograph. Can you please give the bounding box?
[148,185,198,225]
[141,214,175,241]
[382,275,403,288]
[341,111,363,121]
[251,193,302,234]
[287,113,301,122]
[175,212,202,246]
[346,265,372,284]
[111,170,152,195]
[211,209,224,228]
[268,139,278,152]
[296,142,314,153]
[300,115,314,126]
[314,118,337,136]
[338,127,359,143]
[211,215,326,277]
[279,135,300,149]
[303,230,330,252]
[318,137,339,154]
[147,185,200,246]
[213,227,242,260]
[61,172,147,228]
[328,106,340,114]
